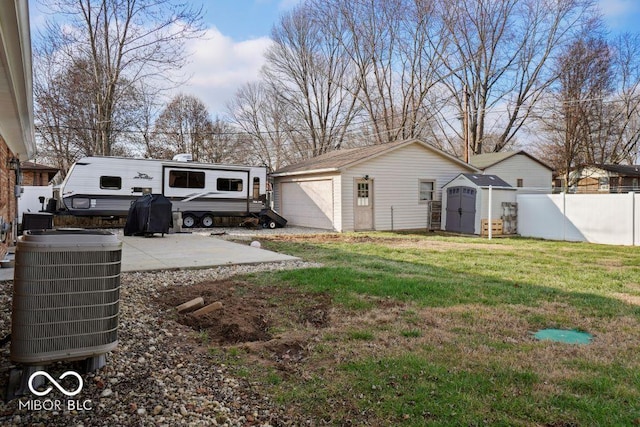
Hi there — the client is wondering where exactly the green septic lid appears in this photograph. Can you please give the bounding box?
[534,329,592,344]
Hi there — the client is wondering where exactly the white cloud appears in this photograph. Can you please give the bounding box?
[599,0,634,17]
[277,0,302,10]
[254,0,300,10]
[171,27,272,117]
[598,0,640,30]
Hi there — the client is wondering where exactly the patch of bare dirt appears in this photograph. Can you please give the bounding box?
[265,233,518,252]
[612,292,640,306]
[156,279,331,348]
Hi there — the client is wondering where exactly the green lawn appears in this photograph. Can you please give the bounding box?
[229,233,640,425]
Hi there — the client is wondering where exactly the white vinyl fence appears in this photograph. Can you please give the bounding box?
[18,185,54,225]
[517,193,640,246]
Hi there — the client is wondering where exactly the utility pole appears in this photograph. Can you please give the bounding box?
[463,85,470,162]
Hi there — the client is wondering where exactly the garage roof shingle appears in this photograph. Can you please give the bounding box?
[272,139,477,176]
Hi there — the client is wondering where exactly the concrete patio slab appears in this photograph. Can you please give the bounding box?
[0,233,298,281]
[120,233,297,272]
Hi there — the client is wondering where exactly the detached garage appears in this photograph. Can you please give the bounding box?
[271,139,478,232]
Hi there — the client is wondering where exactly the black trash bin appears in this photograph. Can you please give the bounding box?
[124,194,172,236]
[21,212,54,234]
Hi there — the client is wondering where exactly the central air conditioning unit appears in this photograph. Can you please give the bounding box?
[8,229,122,396]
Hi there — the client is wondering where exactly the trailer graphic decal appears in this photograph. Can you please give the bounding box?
[134,172,153,180]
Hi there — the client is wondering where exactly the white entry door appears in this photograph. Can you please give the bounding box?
[354,179,373,231]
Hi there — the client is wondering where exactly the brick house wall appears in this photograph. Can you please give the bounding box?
[21,162,58,186]
[21,171,39,186]
[0,137,18,258]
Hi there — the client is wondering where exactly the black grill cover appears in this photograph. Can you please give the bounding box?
[124,194,173,236]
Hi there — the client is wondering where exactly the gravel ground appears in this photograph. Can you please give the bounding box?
[0,227,326,426]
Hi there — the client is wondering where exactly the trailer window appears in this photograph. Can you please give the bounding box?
[71,198,90,209]
[217,178,243,192]
[169,170,205,189]
[100,176,122,190]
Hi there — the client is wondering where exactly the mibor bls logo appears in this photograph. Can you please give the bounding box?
[29,371,83,396]
[19,370,93,411]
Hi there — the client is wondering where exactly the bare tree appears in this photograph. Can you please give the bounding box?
[335,0,445,144]
[262,2,360,158]
[436,0,597,155]
[580,38,615,165]
[36,0,205,157]
[605,34,640,164]
[125,82,164,158]
[535,36,612,188]
[200,116,241,164]
[536,33,640,191]
[153,94,213,160]
[34,58,79,174]
[227,82,290,170]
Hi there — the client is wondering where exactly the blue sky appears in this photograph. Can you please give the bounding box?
[29,0,640,117]
[599,0,640,34]
[28,0,301,116]
[189,0,640,116]
[171,0,300,115]
[206,0,640,41]
[201,0,299,40]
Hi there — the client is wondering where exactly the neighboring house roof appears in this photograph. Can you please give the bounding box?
[272,139,479,177]
[0,0,35,160]
[589,164,640,177]
[444,173,514,189]
[21,161,59,173]
[470,150,553,171]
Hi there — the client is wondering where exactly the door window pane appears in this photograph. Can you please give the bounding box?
[357,182,369,206]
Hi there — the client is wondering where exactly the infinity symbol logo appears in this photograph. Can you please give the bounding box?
[28,371,84,397]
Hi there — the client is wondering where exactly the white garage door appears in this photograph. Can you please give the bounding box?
[280,180,334,229]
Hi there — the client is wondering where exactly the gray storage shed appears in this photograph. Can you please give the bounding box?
[442,174,517,235]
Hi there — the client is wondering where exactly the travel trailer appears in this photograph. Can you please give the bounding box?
[57,156,283,228]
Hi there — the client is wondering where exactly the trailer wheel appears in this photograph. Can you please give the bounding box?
[201,214,214,228]
[182,214,197,228]
[266,220,277,229]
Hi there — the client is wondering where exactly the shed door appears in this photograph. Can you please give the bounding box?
[446,186,476,234]
[280,180,334,229]
[354,179,374,231]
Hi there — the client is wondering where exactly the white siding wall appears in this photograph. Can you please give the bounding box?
[485,156,552,193]
[341,144,473,231]
[333,174,343,231]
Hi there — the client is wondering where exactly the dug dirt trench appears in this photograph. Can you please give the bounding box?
[156,279,332,367]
